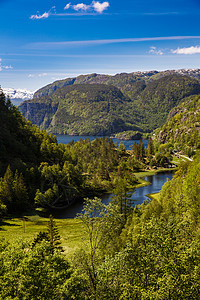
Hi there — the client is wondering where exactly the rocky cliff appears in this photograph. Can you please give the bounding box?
[19,102,58,129]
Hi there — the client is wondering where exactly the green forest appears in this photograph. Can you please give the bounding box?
[0,84,200,299]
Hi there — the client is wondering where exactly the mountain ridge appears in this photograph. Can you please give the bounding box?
[33,68,200,99]
[19,74,200,135]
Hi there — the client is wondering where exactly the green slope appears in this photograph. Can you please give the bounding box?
[154,94,200,155]
[0,90,57,174]
[19,84,140,135]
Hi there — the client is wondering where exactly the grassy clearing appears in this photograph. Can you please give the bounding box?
[0,215,88,258]
[146,192,160,201]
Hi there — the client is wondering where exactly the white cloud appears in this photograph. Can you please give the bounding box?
[149,46,163,55]
[38,73,48,77]
[64,3,71,10]
[30,36,200,50]
[0,58,13,71]
[172,45,200,54]
[29,73,48,78]
[30,6,56,20]
[4,65,13,69]
[0,58,2,72]
[92,1,109,13]
[63,1,110,14]
[73,3,90,11]
[30,12,49,20]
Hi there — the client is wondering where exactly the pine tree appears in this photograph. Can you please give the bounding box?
[32,215,63,254]
[139,139,145,161]
[12,170,29,211]
[31,231,49,248]
[112,178,135,221]
[47,215,63,254]
[0,166,13,211]
[147,138,154,158]
[132,141,139,160]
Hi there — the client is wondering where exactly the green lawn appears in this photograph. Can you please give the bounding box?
[0,215,88,257]
[146,192,160,201]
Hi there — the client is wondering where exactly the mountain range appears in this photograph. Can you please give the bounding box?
[17,69,200,136]
[33,69,200,98]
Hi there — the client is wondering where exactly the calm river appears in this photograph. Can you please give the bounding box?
[52,171,174,219]
[53,135,174,219]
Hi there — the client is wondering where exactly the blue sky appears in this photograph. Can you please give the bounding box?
[1,0,200,91]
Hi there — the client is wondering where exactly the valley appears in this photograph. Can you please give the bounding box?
[0,69,199,299]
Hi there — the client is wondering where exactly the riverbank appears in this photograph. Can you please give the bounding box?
[0,167,176,256]
[134,167,177,188]
[0,168,175,226]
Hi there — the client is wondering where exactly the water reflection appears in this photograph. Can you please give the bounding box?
[132,172,173,205]
[53,171,174,219]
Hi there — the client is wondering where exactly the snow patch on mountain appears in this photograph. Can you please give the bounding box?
[3,88,34,101]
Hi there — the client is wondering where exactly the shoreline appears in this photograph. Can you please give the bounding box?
[134,167,177,188]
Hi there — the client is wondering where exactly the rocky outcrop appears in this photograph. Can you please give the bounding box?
[115,131,142,140]
[18,102,58,129]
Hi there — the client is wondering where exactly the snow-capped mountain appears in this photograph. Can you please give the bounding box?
[2,88,34,106]
[3,88,34,100]
[3,88,34,106]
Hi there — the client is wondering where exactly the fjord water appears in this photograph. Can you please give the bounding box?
[56,134,149,149]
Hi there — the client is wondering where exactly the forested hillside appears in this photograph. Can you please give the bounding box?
[0,89,144,217]
[0,90,57,173]
[19,74,200,135]
[154,94,200,156]
[19,84,135,135]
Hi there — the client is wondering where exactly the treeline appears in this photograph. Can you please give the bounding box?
[0,154,199,299]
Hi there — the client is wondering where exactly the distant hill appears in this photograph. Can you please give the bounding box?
[19,74,200,135]
[19,84,137,136]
